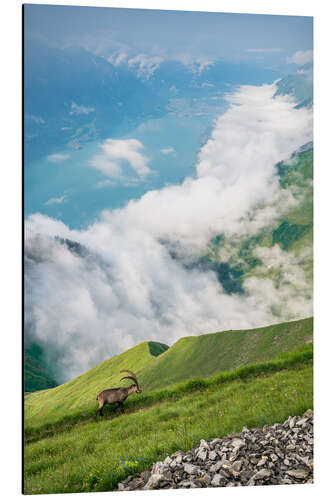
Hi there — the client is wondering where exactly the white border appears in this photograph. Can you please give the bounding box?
[1,1,332,499]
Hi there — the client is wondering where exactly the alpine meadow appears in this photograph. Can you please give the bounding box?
[24,5,313,495]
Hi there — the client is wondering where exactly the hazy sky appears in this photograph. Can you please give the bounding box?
[24,4,312,71]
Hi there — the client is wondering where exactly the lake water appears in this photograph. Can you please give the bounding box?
[25,95,227,229]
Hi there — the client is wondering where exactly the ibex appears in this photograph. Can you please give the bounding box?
[95,370,141,418]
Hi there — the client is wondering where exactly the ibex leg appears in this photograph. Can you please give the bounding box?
[95,402,105,418]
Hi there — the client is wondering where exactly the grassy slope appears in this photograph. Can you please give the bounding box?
[140,317,313,391]
[24,348,313,494]
[25,341,168,423]
[25,318,312,427]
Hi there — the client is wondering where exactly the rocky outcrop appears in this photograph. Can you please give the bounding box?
[117,409,313,491]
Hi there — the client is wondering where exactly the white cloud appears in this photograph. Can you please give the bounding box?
[69,101,95,116]
[47,153,71,163]
[108,51,128,66]
[25,82,313,382]
[160,147,175,155]
[89,138,151,180]
[193,57,214,74]
[127,54,163,79]
[287,50,313,66]
[44,194,67,206]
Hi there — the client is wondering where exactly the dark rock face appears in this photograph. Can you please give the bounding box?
[117,410,313,491]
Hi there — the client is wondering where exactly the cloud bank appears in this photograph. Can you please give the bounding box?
[25,82,313,382]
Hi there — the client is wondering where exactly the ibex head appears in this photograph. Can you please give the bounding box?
[120,369,142,393]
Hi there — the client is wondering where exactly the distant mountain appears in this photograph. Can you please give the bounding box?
[24,41,163,162]
[24,42,280,162]
[274,63,313,108]
[24,342,57,393]
[199,145,313,298]
[120,58,280,98]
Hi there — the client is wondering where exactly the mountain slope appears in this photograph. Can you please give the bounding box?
[25,318,312,425]
[24,340,168,422]
[24,343,57,393]
[24,349,313,494]
[138,317,313,391]
[24,40,162,162]
[200,144,313,299]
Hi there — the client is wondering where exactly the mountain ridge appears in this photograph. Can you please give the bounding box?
[25,317,313,427]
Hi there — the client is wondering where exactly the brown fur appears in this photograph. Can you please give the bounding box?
[95,372,141,418]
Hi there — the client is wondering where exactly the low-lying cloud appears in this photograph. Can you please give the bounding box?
[25,82,313,382]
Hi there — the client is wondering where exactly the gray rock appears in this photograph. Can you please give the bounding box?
[296,417,309,427]
[118,411,313,491]
[178,480,195,488]
[197,450,207,461]
[209,460,224,473]
[143,473,170,490]
[211,474,224,487]
[230,460,243,473]
[252,469,271,480]
[200,439,210,450]
[184,463,199,475]
[257,456,268,467]
[286,469,309,479]
[232,438,246,450]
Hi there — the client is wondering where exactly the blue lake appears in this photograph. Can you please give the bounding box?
[25,95,227,229]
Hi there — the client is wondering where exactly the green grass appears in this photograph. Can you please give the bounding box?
[24,317,313,494]
[272,221,312,251]
[24,351,313,494]
[24,343,313,444]
[24,341,168,423]
[25,318,312,427]
[139,318,313,391]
